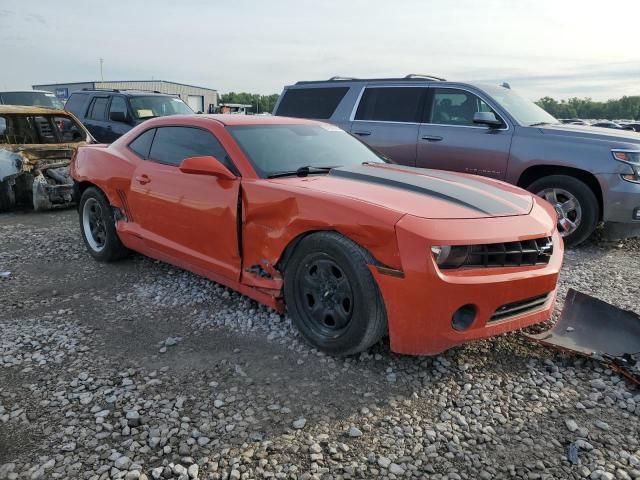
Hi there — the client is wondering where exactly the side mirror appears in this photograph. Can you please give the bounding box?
[179,156,236,180]
[110,111,128,123]
[473,111,502,128]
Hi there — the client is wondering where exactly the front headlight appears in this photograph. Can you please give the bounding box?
[431,245,470,268]
[612,149,640,183]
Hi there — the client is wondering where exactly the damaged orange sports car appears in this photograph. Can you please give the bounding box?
[71,115,563,356]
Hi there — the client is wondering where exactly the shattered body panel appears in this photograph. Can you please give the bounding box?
[72,114,564,355]
[0,106,92,211]
[525,289,640,384]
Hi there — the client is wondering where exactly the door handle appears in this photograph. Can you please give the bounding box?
[353,131,371,136]
[421,135,443,142]
[135,174,150,185]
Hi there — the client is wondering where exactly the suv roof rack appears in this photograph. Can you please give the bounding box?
[82,87,120,93]
[80,88,163,94]
[405,73,446,81]
[295,75,447,85]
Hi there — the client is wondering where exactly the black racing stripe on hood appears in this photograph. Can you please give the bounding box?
[329,165,525,215]
[364,164,532,211]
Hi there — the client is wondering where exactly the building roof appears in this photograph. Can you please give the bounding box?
[32,80,217,92]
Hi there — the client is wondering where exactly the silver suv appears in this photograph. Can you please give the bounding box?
[273,75,640,246]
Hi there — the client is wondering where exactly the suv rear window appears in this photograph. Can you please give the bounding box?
[88,97,109,120]
[275,87,349,119]
[354,87,427,123]
[64,93,88,117]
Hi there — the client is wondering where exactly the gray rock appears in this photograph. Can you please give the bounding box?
[293,418,306,429]
[565,419,579,432]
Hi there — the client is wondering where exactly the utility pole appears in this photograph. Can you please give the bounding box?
[99,58,104,81]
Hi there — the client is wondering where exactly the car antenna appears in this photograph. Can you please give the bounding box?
[501,82,511,89]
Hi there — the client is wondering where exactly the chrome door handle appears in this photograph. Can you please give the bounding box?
[421,135,443,142]
[353,131,371,136]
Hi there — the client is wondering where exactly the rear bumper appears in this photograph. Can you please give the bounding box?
[374,210,563,356]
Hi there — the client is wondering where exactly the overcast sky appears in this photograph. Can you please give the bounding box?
[1,0,639,100]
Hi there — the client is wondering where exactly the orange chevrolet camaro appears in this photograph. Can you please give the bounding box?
[71,115,563,356]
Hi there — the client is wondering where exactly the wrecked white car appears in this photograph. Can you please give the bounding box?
[0,105,93,211]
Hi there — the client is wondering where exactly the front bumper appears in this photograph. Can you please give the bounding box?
[598,173,640,225]
[373,207,563,356]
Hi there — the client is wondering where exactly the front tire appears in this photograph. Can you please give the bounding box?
[79,187,129,262]
[283,232,387,356]
[528,175,598,247]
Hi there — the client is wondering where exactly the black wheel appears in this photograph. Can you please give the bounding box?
[78,187,129,262]
[528,175,598,247]
[283,232,387,356]
[0,180,15,211]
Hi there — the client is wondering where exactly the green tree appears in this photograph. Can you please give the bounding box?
[219,92,280,114]
[535,95,640,120]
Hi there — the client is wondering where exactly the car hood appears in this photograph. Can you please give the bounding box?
[270,164,534,219]
[537,123,640,144]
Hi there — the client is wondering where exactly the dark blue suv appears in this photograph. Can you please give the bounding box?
[64,89,193,143]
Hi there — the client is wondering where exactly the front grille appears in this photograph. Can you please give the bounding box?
[490,293,550,322]
[460,237,553,269]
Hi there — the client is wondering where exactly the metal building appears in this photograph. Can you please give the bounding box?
[32,80,218,113]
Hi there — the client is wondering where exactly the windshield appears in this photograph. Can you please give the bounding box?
[482,85,558,126]
[228,124,386,178]
[0,114,87,144]
[0,92,64,109]
[129,96,193,119]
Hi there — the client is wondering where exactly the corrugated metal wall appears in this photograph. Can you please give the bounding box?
[96,81,218,112]
[33,81,218,113]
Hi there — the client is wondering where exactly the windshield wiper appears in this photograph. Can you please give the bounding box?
[267,166,336,179]
[529,122,555,127]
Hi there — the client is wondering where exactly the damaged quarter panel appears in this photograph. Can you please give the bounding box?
[240,177,405,290]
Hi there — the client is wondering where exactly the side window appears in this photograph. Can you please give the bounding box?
[275,87,349,119]
[354,87,427,123]
[63,94,87,117]
[109,96,128,119]
[53,115,84,142]
[128,128,156,159]
[0,116,6,136]
[33,116,56,143]
[148,127,233,170]
[429,88,497,126]
[88,97,109,120]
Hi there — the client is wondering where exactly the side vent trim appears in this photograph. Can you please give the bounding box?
[116,189,134,222]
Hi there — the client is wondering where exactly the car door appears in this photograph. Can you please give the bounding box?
[349,86,427,166]
[126,125,241,281]
[106,95,133,141]
[416,87,513,179]
[83,95,111,142]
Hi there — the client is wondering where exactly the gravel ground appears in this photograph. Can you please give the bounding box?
[0,209,639,480]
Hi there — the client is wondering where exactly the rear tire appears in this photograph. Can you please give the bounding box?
[283,232,387,356]
[79,187,129,262]
[528,175,598,247]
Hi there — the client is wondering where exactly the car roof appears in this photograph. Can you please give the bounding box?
[201,114,323,126]
[0,90,54,94]
[72,89,177,97]
[0,105,69,115]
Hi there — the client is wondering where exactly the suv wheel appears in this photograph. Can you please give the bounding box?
[528,175,598,247]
